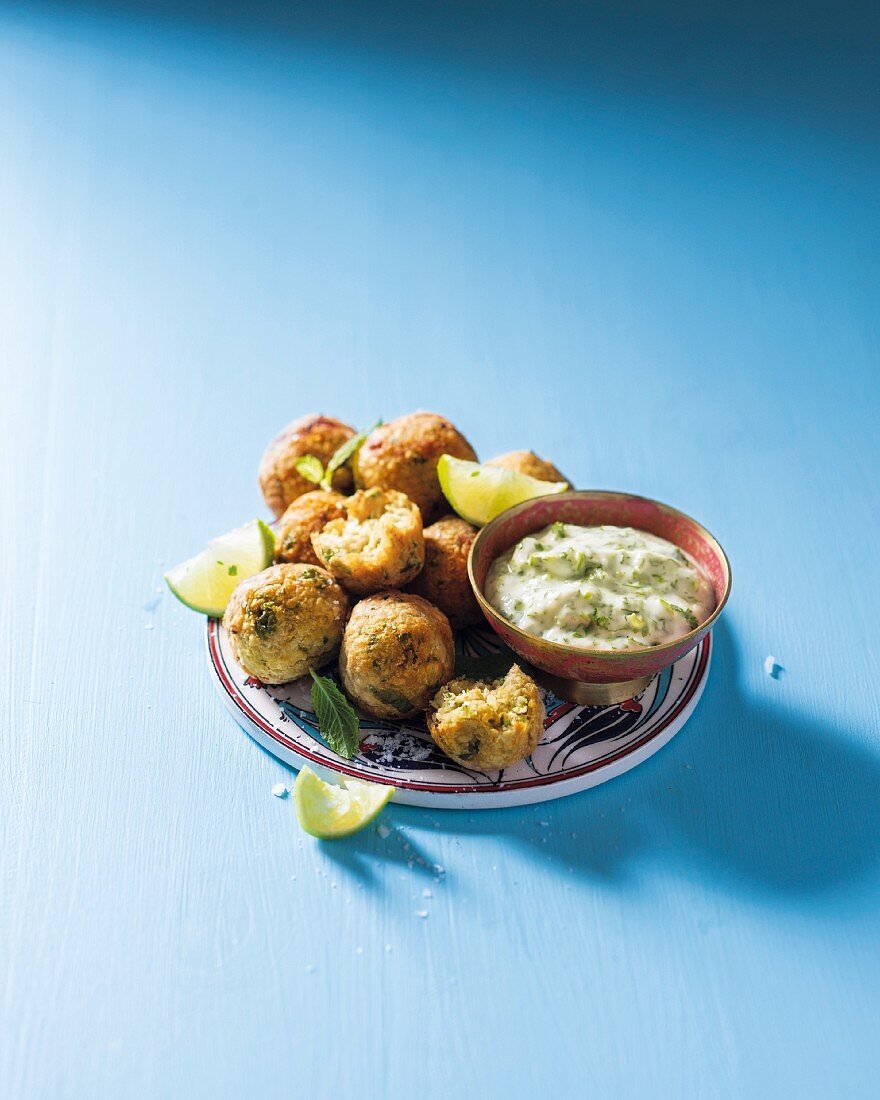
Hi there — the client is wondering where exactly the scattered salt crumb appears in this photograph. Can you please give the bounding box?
[144,624,154,631]
[433,863,445,876]
[271,783,288,798]
[305,964,316,974]
[539,820,550,828]
[422,888,433,898]
[385,944,393,953]
[376,823,391,839]
[764,655,781,678]
[355,946,363,955]
[415,909,429,919]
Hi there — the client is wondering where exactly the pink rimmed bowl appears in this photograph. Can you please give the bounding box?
[468,490,731,705]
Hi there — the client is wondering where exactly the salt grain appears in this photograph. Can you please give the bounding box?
[271,783,288,798]
[376,824,391,839]
[415,909,429,919]
[764,655,781,678]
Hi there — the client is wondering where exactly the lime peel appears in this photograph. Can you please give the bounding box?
[437,454,568,526]
[164,518,276,616]
[294,765,394,839]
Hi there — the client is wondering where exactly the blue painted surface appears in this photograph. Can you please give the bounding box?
[2,3,878,1096]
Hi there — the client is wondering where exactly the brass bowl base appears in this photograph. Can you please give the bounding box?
[530,669,656,706]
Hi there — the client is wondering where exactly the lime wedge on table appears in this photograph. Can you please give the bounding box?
[164,519,275,616]
[438,454,568,526]
[294,765,394,840]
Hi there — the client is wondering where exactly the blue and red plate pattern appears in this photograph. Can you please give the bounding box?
[207,620,711,808]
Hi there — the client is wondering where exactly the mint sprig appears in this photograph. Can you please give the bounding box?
[293,420,382,493]
[294,454,325,485]
[319,419,381,491]
[309,670,361,758]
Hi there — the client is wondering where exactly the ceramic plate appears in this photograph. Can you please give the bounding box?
[207,618,711,808]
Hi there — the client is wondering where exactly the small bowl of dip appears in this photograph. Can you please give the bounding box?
[468,491,731,705]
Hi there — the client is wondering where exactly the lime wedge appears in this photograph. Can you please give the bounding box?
[294,765,394,839]
[437,454,568,526]
[164,519,276,616]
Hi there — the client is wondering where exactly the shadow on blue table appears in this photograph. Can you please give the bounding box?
[51,0,879,140]
[392,619,880,901]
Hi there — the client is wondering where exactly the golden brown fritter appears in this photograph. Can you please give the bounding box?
[259,414,355,517]
[486,449,570,486]
[311,488,424,596]
[274,490,346,567]
[339,591,455,719]
[406,515,482,629]
[427,664,545,769]
[354,412,477,522]
[223,563,349,684]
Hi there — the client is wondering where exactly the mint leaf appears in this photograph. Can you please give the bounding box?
[295,454,325,485]
[309,670,361,758]
[320,420,382,491]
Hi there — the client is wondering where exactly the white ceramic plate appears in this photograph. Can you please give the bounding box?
[207,619,711,808]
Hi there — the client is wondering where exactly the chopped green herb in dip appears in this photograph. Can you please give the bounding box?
[485,524,714,651]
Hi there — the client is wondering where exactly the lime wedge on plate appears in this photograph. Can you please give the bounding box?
[437,454,568,526]
[164,519,275,616]
[294,765,394,839]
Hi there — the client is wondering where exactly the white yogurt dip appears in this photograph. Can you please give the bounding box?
[485,523,715,651]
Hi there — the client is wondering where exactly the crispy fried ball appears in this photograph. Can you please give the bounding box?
[339,591,455,719]
[427,664,545,769]
[311,488,424,596]
[486,449,570,486]
[223,563,349,684]
[259,414,355,517]
[274,490,346,567]
[406,515,482,629]
[354,412,477,522]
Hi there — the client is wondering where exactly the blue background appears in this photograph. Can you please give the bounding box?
[2,2,878,1096]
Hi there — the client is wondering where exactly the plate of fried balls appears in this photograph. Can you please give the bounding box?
[207,411,711,807]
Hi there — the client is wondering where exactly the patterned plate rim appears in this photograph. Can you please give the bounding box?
[206,620,711,806]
